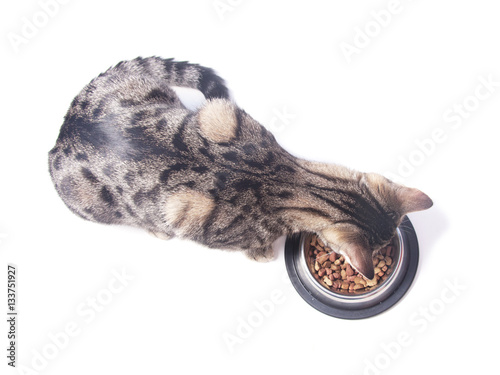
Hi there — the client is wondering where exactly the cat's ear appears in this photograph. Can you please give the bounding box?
[321,227,375,280]
[341,242,375,280]
[363,173,433,214]
[397,186,433,214]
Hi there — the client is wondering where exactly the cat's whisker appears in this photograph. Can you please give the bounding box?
[396,223,414,237]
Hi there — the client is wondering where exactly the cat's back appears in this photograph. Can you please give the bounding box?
[47,57,285,230]
[60,58,185,137]
[47,58,198,224]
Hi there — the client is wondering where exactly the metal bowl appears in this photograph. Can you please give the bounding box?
[284,216,419,319]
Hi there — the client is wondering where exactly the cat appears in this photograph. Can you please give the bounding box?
[48,56,433,279]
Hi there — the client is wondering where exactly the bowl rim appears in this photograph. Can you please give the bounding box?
[284,216,419,319]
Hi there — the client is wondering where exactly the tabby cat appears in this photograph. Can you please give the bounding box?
[48,56,432,279]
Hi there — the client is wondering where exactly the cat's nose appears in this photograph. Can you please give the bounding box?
[358,265,374,280]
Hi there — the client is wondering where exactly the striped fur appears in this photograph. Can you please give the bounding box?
[48,56,432,277]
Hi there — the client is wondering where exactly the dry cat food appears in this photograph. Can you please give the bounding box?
[307,234,394,293]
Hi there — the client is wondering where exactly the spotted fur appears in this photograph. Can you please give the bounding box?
[48,56,433,277]
[198,99,238,143]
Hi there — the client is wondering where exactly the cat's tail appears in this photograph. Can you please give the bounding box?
[115,56,230,100]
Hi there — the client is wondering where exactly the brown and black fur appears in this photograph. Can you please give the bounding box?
[48,56,432,279]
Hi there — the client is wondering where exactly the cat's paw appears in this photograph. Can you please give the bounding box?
[245,247,276,263]
[148,231,175,240]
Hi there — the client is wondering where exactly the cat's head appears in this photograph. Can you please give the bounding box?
[319,173,432,280]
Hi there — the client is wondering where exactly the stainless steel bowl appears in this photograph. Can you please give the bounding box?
[285,216,419,319]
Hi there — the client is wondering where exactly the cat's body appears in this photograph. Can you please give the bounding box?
[49,56,432,278]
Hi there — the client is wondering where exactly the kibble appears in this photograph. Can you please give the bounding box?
[308,234,395,293]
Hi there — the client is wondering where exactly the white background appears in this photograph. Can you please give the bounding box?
[1,0,499,374]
